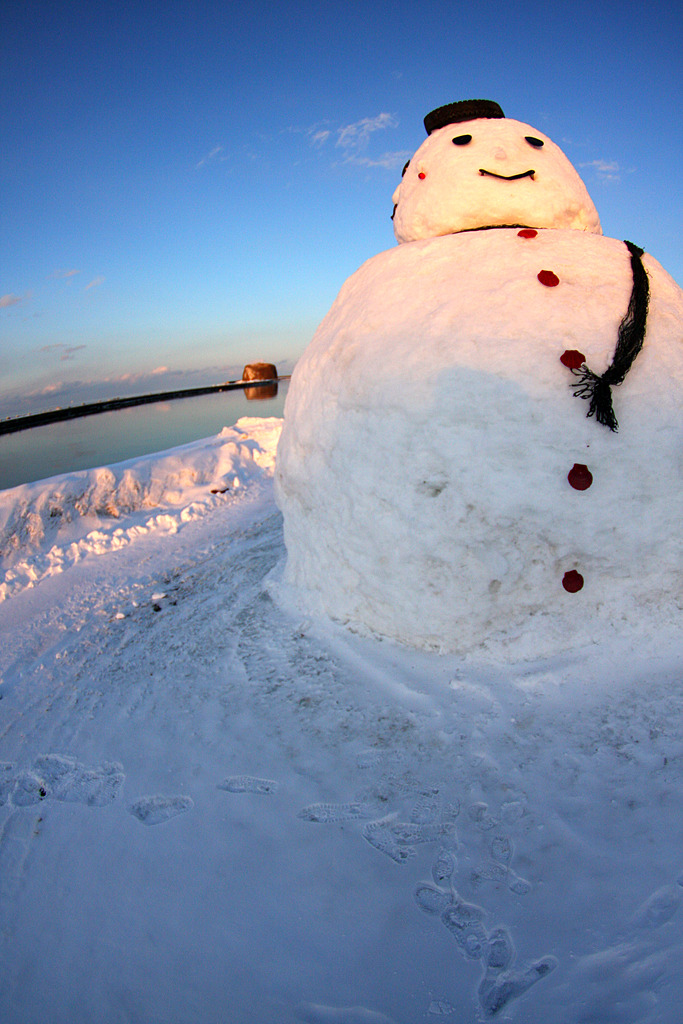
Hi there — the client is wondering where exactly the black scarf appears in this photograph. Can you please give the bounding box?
[570,240,650,431]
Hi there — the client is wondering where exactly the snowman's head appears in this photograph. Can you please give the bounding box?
[392,100,601,242]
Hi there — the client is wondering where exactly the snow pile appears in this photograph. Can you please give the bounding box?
[0,416,282,601]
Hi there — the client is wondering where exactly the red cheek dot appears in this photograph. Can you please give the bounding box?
[517,228,538,238]
[568,464,593,490]
[560,349,586,370]
[562,570,584,593]
[538,269,560,287]
[418,172,426,179]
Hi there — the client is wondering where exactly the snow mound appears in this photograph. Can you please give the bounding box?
[0,416,282,601]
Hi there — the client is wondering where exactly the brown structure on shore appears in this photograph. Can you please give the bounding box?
[242,362,279,401]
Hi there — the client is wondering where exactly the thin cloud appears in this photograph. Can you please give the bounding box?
[0,294,23,309]
[39,343,86,361]
[60,345,86,361]
[285,121,329,144]
[334,113,398,165]
[84,276,105,290]
[309,128,331,147]
[352,150,412,170]
[336,112,397,151]
[195,146,226,169]
[579,159,621,182]
[118,367,176,384]
[299,113,400,168]
[51,269,81,280]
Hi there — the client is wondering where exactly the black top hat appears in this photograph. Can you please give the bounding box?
[424,99,505,135]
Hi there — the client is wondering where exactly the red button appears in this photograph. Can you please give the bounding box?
[538,270,559,287]
[418,172,426,179]
[568,464,593,490]
[562,570,584,593]
[518,228,538,238]
[560,349,586,369]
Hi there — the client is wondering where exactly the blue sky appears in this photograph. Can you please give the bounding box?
[2,0,681,417]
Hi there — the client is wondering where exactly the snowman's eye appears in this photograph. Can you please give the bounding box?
[401,160,410,177]
[525,136,544,148]
[452,134,472,146]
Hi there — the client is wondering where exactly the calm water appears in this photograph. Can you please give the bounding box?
[0,384,289,491]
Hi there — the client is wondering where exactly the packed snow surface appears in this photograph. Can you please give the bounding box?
[1,417,682,1023]
[276,230,683,658]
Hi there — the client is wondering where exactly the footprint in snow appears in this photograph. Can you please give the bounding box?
[471,833,532,895]
[432,847,457,887]
[441,895,489,960]
[362,818,416,864]
[390,821,458,847]
[410,789,442,824]
[507,872,532,895]
[34,754,125,806]
[490,835,512,865]
[483,927,515,974]
[129,794,193,825]
[1,755,124,808]
[468,802,499,831]
[298,802,375,823]
[633,881,683,929]
[414,883,454,915]
[478,956,558,1018]
[217,775,278,795]
[471,860,532,896]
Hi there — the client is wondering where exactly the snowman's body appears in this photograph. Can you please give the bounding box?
[275,106,683,657]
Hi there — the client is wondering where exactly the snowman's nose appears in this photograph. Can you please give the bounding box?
[493,147,507,161]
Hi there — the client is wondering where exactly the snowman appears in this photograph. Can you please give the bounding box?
[275,100,683,658]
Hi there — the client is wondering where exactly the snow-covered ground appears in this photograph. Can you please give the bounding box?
[1,417,682,1024]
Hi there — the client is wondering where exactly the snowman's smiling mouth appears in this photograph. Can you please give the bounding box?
[479,168,536,180]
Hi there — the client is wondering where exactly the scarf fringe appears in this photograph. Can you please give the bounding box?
[570,240,650,431]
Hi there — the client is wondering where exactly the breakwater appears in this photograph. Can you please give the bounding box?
[1,377,289,436]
